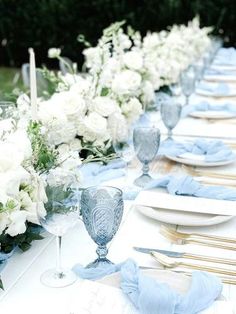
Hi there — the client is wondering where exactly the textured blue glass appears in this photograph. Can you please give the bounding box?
[160,100,182,140]
[133,127,160,187]
[81,186,124,268]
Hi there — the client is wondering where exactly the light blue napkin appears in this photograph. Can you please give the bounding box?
[214,48,236,66]
[196,82,230,96]
[145,174,236,200]
[158,139,235,162]
[73,259,222,314]
[124,174,236,201]
[182,101,236,117]
[80,159,126,187]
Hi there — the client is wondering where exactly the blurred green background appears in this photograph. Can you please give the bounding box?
[0,0,235,69]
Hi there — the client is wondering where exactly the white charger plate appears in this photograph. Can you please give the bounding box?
[165,154,236,167]
[189,111,236,120]
[136,205,233,227]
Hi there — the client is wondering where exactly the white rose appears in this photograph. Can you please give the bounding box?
[78,112,110,143]
[123,51,143,70]
[51,91,86,118]
[112,70,142,96]
[121,98,143,123]
[141,81,155,105]
[6,210,28,237]
[7,130,32,160]
[108,112,128,143]
[0,142,24,172]
[48,48,61,58]
[91,96,118,117]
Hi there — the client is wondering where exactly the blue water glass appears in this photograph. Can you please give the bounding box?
[160,99,182,141]
[133,127,160,187]
[81,186,124,268]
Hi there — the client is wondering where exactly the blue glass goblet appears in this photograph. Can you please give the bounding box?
[81,186,123,268]
[133,127,160,187]
[180,66,196,106]
[160,99,182,141]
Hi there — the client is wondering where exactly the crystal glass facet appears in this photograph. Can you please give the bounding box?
[133,127,160,187]
[160,100,182,141]
[81,186,123,268]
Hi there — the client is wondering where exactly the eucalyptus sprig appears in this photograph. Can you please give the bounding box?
[27,121,58,173]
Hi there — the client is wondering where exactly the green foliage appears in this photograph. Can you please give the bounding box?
[0,0,235,67]
[0,223,43,254]
[27,121,58,173]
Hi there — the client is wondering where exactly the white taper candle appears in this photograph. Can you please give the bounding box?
[29,48,38,121]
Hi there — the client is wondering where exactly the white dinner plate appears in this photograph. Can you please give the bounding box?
[165,154,236,167]
[189,110,236,120]
[136,205,233,227]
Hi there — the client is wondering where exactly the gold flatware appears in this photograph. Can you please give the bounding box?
[182,165,236,181]
[160,226,236,251]
[140,265,236,285]
[151,251,236,277]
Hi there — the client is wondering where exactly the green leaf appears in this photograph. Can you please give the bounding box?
[18,242,31,252]
[100,87,109,96]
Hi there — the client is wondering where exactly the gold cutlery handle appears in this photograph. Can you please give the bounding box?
[181,261,236,277]
[188,239,236,251]
[190,234,236,244]
[183,253,236,266]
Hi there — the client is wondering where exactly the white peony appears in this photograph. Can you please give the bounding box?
[78,112,110,143]
[7,129,32,160]
[123,51,143,70]
[90,96,119,117]
[121,98,143,123]
[112,70,142,96]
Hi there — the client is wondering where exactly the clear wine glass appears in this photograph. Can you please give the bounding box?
[133,127,160,187]
[160,99,182,141]
[37,173,79,288]
[180,66,196,106]
[81,186,123,268]
[0,101,17,120]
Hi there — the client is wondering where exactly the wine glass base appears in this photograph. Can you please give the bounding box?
[134,174,153,187]
[40,268,77,288]
[86,258,113,269]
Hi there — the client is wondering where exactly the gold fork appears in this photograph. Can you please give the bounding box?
[182,164,236,180]
[151,252,236,282]
[160,226,236,251]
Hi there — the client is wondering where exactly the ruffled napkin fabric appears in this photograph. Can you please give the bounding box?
[74,259,222,314]
[124,174,236,201]
[158,139,235,162]
[181,101,236,117]
[196,82,230,96]
[79,159,126,187]
[145,175,236,201]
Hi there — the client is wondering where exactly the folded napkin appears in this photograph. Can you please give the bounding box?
[80,159,126,188]
[182,101,236,117]
[205,68,236,77]
[196,82,230,96]
[74,259,222,314]
[158,139,235,162]
[145,175,236,201]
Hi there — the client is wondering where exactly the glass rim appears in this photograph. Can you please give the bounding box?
[81,185,123,196]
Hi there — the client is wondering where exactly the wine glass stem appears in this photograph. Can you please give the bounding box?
[167,129,172,139]
[142,162,149,176]
[185,95,189,106]
[56,236,63,277]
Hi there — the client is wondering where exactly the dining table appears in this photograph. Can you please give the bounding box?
[1,51,236,314]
